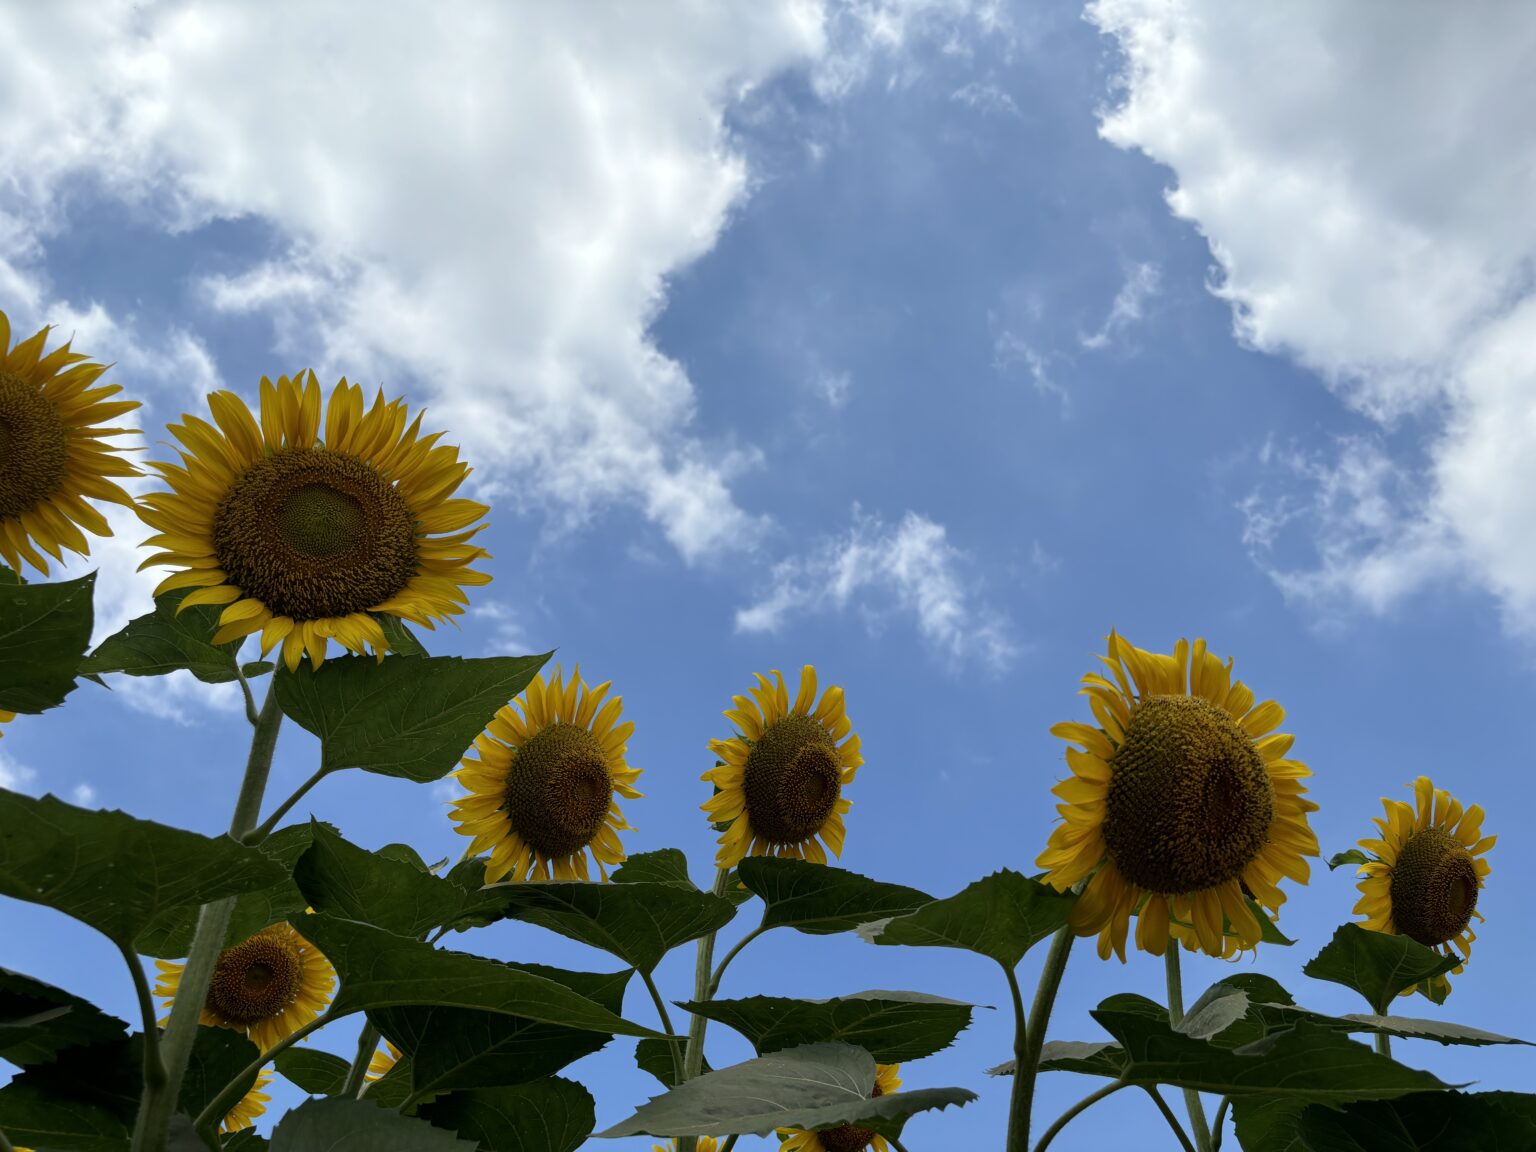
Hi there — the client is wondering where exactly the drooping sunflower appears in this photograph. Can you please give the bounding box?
[367,1039,403,1081]
[1037,632,1320,961]
[154,921,335,1053]
[1353,776,1494,1000]
[777,1063,902,1152]
[221,1069,274,1133]
[703,665,861,869]
[0,311,140,575]
[653,1140,721,1152]
[138,370,490,671]
[450,665,641,883]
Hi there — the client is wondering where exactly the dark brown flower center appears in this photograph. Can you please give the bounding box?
[815,1072,889,1152]
[503,722,613,859]
[742,714,841,845]
[213,448,418,620]
[1102,694,1275,894]
[0,371,69,519]
[1390,827,1479,946]
[205,932,302,1026]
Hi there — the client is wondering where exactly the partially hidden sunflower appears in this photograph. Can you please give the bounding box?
[138,370,490,671]
[777,1064,902,1152]
[450,665,641,883]
[1037,632,1320,961]
[1353,775,1494,1000]
[0,310,141,575]
[154,921,335,1053]
[367,1039,403,1081]
[222,1069,274,1134]
[0,710,14,738]
[654,1140,722,1152]
[703,666,861,869]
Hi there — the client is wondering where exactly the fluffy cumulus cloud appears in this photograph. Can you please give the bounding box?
[1088,0,1536,634]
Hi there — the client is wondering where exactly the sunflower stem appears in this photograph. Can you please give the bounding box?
[888,1137,913,1152]
[719,1136,740,1152]
[195,1009,335,1132]
[1032,1080,1128,1152]
[132,677,285,1152]
[677,868,734,1152]
[1145,1087,1199,1152]
[641,969,685,1085]
[1005,923,1076,1152]
[1374,1032,1392,1059]
[119,939,167,1096]
[342,1020,381,1098]
[1164,948,1215,1152]
[1210,1096,1231,1151]
[244,765,332,844]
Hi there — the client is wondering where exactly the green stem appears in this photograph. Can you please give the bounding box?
[707,924,766,1000]
[196,1010,334,1131]
[244,765,331,844]
[1210,1096,1231,1151]
[119,940,166,1093]
[1143,1087,1198,1152]
[719,1136,740,1152]
[888,1137,912,1152]
[1006,924,1076,1152]
[1164,948,1214,1152]
[1374,1032,1392,1059]
[131,677,284,1152]
[342,1020,381,1098]
[1033,1080,1128,1152]
[641,969,685,1085]
[677,868,734,1152]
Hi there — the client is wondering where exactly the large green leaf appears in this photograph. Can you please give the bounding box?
[680,990,975,1064]
[180,1027,260,1122]
[294,823,504,940]
[0,571,94,712]
[302,915,656,1037]
[1303,924,1462,1014]
[1338,1014,1527,1048]
[858,870,1075,969]
[1232,1096,1309,1152]
[0,1034,138,1151]
[1294,1091,1536,1150]
[635,1038,708,1088]
[79,589,244,684]
[734,858,933,936]
[487,880,737,972]
[275,653,550,782]
[0,791,287,949]
[377,613,429,657]
[595,1042,975,1139]
[270,1098,477,1151]
[611,848,697,888]
[274,1047,350,1095]
[419,1078,595,1152]
[0,969,126,1066]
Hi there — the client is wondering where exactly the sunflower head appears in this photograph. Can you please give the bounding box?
[154,921,335,1053]
[702,666,862,870]
[0,311,140,575]
[1037,632,1320,962]
[1353,775,1494,999]
[138,370,491,671]
[654,1140,721,1152]
[450,664,641,883]
[221,1069,273,1133]
[777,1063,901,1152]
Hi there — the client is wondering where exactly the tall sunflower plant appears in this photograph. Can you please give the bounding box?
[0,312,1528,1152]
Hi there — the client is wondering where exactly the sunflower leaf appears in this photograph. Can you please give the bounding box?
[376,613,429,656]
[594,1042,976,1139]
[987,1039,1129,1078]
[0,570,94,713]
[679,990,976,1064]
[1293,1090,1536,1150]
[1336,1014,1528,1047]
[735,858,933,937]
[1302,924,1462,1015]
[417,1077,596,1152]
[79,588,246,685]
[270,1097,477,1151]
[1249,899,1296,946]
[180,1026,260,1125]
[0,968,128,1066]
[274,1047,350,1094]
[635,1037,708,1088]
[611,848,697,888]
[856,869,1075,969]
[274,652,551,783]
[0,1033,138,1149]
[0,791,288,950]
[1328,848,1372,871]
[484,880,738,972]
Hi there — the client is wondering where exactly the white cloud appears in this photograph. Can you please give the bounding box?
[992,330,1067,409]
[950,81,1021,118]
[71,783,97,806]
[813,366,853,409]
[1080,262,1160,350]
[813,0,1015,98]
[0,750,37,793]
[1089,1,1536,635]
[736,507,1016,670]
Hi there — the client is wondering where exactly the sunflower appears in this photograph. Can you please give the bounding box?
[777,1063,901,1152]
[154,921,335,1053]
[1037,632,1319,961]
[450,665,641,883]
[653,1140,721,1152]
[0,311,140,575]
[702,666,861,869]
[366,1039,403,1080]
[0,710,14,737]
[1353,776,1494,1000]
[137,370,490,671]
[221,1069,274,1133]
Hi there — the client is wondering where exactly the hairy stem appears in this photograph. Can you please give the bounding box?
[342,1020,381,1098]
[1164,948,1214,1152]
[1211,1095,1231,1151]
[1006,924,1076,1152]
[641,969,685,1085]
[676,868,734,1152]
[1374,1032,1393,1058]
[1144,1087,1199,1152]
[244,765,332,844]
[1033,1080,1128,1152]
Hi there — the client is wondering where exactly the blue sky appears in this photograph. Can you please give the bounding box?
[4,1,1536,1147]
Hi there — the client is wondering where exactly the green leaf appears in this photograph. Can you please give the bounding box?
[362,1057,416,1110]
[294,823,505,940]
[1231,1096,1309,1152]
[301,915,658,1037]
[0,968,127,1065]
[79,589,243,684]
[1328,848,1372,872]
[179,1026,260,1121]
[222,1131,268,1152]
[1336,1014,1528,1047]
[0,791,288,949]
[0,564,19,585]
[1178,982,1253,1040]
[0,571,94,712]
[241,661,275,678]
[1250,899,1296,946]
[487,880,737,972]
[418,1078,596,1152]
[275,652,550,782]
[271,1097,477,1151]
[1034,1040,1126,1077]
[611,848,697,888]
[275,1046,351,1095]
[635,1038,706,1088]
[1303,924,1462,1015]
[858,870,1075,969]
[0,1035,137,1150]
[1294,1091,1536,1150]
[681,990,975,1064]
[377,613,430,656]
[594,1042,976,1139]
[734,858,933,936]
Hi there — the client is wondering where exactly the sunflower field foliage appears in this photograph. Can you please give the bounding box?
[1,312,1533,1152]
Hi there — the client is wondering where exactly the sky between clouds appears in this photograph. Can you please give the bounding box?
[4,0,1536,1146]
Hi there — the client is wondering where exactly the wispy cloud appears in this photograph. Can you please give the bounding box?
[992,330,1067,410]
[950,81,1021,117]
[0,750,37,793]
[1080,262,1160,351]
